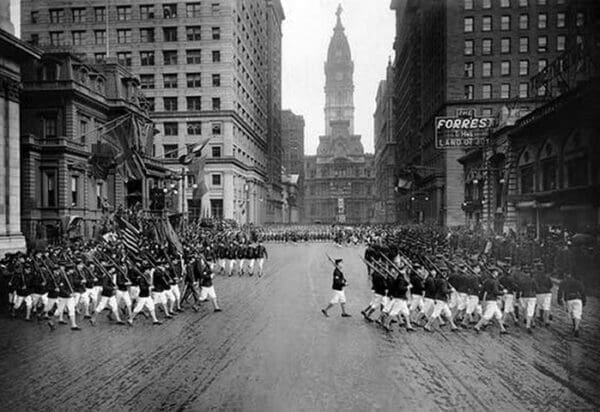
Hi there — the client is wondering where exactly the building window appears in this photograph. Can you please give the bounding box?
[187,122,202,135]
[564,134,588,187]
[140,5,155,19]
[72,8,86,23]
[464,62,474,78]
[576,12,584,27]
[71,176,79,207]
[482,16,492,31]
[212,73,221,86]
[117,6,132,21]
[163,50,178,65]
[210,199,223,219]
[519,14,528,30]
[519,83,529,98]
[140,28,155,43]
[186,2,202,17]
[557,12,565,28]
[501,61,511,76]
[164,122,178,136]
[482,84,492,99]
[96,182,104,209]
[94,30,106,45]
[187,97,202,111]
[163,144,179,159]
[43,171,57,207]
[464,0,473,10]
[482,108,493,116]
[50,9,64,24]
[212,98,221,110]
[519,0,528,6]
[519,60,529,75]
[538,0,547,5]
[500,0,510,7]
[464,40,474,55]
[72,31,85,46]
[163,27,178,42]
[556,35,565,52]
[164,97,178,111]
[187,49,202,64]
[140,74,155,89]
[94,53,106,63]
[163,4,178,18]
[212,50,221,63]
[117,52,132,67]
[538,59,547,72]
[146,97,155,112]
[501,38,511,53]
[164,74,178,89]
[29,34,39,45]
[212,122,222,135]
[94,7,105,22]
[212,146,222,158]
[30,11,39,23]
[44,116,58,138]
[186,26,202,41]
[212,27,221,39]
[464,85,474,100]
[538,13,547,29]
[482,39,492,55]
[211,174,222,186]
[500,84,510,99]
[50,31,64,46]
[187,73,202,88]
[482,0,491,9]
[140,51,155,66]
[538,36,547,52]
[117,29,132,44]
[482,61,492,77]
[519,37,529,53]
[501,15,511,31]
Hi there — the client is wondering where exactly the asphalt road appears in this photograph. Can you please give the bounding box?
[0,243,599,412]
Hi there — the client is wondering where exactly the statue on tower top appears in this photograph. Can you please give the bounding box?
[336,4,343,18]
[335,4,344,30]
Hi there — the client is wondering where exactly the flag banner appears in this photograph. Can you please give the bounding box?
[115,215,141,255]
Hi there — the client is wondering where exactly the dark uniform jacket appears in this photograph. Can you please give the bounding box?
[332,268,346,291]
[558,278,586,305]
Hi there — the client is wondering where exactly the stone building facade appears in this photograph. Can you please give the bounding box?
[21,0,285,225]
[0,3,41,257]
[303,8,375,225]
[20,52,167,244]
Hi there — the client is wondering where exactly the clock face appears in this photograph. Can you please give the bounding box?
[335,72,343,81]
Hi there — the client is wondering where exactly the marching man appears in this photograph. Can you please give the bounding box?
[321,257,351,318]
[557,272,586,337]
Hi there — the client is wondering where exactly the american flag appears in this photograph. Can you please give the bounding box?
[115,215,141,255]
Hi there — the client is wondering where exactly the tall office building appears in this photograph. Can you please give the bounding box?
[281,109,305,220]
[21,0,284,224]
[390,0,574,226]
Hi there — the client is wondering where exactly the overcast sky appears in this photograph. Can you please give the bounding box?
[281,0,395,154]
[9,0,395,154]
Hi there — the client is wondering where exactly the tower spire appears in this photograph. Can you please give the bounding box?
[335,4,343,30]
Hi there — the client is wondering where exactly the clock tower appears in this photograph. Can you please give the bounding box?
[324,4,355,136]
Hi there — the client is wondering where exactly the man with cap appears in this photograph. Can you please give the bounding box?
[256,241,268,277]
[128,263,162,326]
[90,261,125,326]
[517,266,538,333]
[321,258,351,318]
[424,271,458,332]
[48,261,81,331]
[199,256,222,312]
[360,261,389,321]
[534,262,553,327]
[557,272,586,337]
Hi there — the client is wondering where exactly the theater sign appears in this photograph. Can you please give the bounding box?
[435,116,495,149]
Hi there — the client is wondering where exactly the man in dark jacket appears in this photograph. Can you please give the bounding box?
[474,268,508,334]
[321,259,350,318]
[558,272,586,337]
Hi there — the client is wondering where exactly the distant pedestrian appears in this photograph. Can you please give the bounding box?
[322,258,351,318]
[557,272,586,337]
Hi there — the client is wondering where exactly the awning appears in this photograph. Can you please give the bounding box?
[560,204,595,211]
[515,201,556,209]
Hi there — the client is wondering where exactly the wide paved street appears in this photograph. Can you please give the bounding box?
[1,243,599,412]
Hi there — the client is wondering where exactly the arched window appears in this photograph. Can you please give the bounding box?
[539,139,557,191]
[518,146,536,194]
[563,131,589,188]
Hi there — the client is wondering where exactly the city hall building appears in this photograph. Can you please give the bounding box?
[303,7,374,225]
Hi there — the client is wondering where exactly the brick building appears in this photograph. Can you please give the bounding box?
[281,109,305,220]
[20,52,168,244]
[390,0,577,226]
[0,3,41,257]
[303,7,375,225]
[373,61,396,223]
[21,0,285,225]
